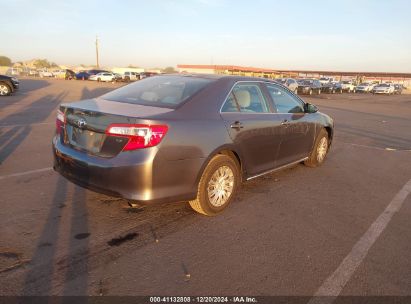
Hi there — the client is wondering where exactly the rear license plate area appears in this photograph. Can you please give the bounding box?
[69,126,105,153]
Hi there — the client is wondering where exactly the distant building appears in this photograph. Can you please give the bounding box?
[177,64,281,78]
[177,64,411,87]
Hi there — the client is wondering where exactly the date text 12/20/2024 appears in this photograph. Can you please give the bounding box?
[149,297,257,303]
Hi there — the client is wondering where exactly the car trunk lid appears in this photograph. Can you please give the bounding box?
[60,98,172,157]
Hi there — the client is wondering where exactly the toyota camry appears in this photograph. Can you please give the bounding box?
[53,74,334,216]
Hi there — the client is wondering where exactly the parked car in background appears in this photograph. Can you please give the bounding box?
[88,69,109,75]
[297,79,322,95]
[322,81,343,94]
[372,83,395,95]
[341,81,356,93]
[0,74,20,96]
[53,75,334,216]
[113,73,123,82]
[355,83,373,93]
[393,84,403,94]
[319,77,334,85]
[139,72,158,79]
[76,71,91,80]
[38,70,54,78]
[89,72,117,82]
[274,78,298,93]
[123,71,139,82]
[29,69,39,77]
[65,69,76,80]
[6,68,20,76]
[52,70,67,78]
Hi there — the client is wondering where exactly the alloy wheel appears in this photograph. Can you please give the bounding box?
[207,165,235,207]
[317,137,328,162]
[0,84,10,96]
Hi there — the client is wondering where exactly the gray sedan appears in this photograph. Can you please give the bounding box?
[53,74,334,216]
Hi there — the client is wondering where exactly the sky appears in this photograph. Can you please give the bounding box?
[1,0,411,72]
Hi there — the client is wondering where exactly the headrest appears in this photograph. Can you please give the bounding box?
[141,91,159,102]
[234,90,251,108]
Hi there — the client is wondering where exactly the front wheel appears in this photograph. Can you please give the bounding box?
[0,83,11,96]
[189,154,240,216]
[304,128,329,167]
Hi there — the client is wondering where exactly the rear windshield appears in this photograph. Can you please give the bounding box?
[102,76,214,108]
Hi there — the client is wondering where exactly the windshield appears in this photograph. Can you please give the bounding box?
[359,83,368,86]
[102,76,214,108]
[377,84,389,87]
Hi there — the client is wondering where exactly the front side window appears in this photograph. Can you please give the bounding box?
[221,83,270,113]
[266,84,305,114]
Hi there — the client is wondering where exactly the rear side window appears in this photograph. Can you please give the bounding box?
[102,76,214,108]
[221,83,270,113]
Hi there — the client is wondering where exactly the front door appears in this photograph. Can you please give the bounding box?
[264,83,316,167]
[220,82,283,177]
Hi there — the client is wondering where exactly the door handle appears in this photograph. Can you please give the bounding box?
[230,121,244,130]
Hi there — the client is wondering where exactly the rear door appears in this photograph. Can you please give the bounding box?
[264,83,316,167]
[220,82,283,177]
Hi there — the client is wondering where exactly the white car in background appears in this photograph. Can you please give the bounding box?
[122,71,140,82]
[372,83,395,95]
[341,80,356,93]
[89,72,117,82]
[38,70,54,78]
[319,77,335,85]
[355,83,374,93]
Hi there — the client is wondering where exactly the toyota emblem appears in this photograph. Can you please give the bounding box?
[77,118,87,128]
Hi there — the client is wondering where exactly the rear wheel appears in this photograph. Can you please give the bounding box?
[189,154,240,216]
[0,83,11,96]
[304,128,329,167]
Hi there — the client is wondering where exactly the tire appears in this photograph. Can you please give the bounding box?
[125,76,130,82]
[317,88,321,95]
[331,89,335,94]
[189,154,240,216]
[304,128,329,167]
[0,83,11,96]
[97,78,101,82]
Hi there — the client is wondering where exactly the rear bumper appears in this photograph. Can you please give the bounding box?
[52,136,202,204]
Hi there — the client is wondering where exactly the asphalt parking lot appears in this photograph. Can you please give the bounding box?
[0,78,410,297]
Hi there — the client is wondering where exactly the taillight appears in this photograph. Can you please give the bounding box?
[106,124,168,151]
[56,109,65,134]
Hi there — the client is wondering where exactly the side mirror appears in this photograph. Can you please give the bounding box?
[305,103,318,113]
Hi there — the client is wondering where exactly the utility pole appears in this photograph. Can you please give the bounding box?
[95,35,100,68]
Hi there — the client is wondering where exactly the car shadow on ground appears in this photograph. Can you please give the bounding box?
[0,79,50,111]
[0,92,68,165]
